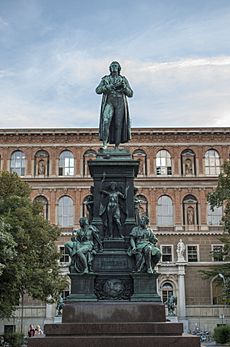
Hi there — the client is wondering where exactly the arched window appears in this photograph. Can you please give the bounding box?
[183,195,198,226]
[132,149,147,176]
[157,195,173,226]
[34,195,49,220]
[161,282,174,303]
[10,150,26,176]
[83,150,97,176]
[211,276,225,305]
[181,149,196,176]
[59,151,74,176]
[205,149,220,176]
[34,150,49,176]
[156,150,172,176]
[207,204,223,225]
[58,196,74,227]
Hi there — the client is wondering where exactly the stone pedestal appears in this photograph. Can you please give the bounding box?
[88,148,139,236]
[131,273,161,301]
[28,149,200,347]
[67,274,97,301]
[28,302,200,347]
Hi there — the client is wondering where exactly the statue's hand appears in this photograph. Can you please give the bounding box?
[106,84,114,91]
[131,247,137,254]
[114,80,125,91]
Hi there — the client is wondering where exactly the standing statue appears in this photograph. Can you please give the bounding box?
[165,294,177,316]
[187,206,194,225]
[96,61,133,149]
[127,215,161,274]
[56,294,64,316]
[185,158,193,175]
[176,239,186,262]
[99,181,128,239]
[38,160,45,175]
[64,217,103,274]
[133,187,146,225]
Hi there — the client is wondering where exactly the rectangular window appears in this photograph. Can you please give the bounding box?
[161,245,173,262]
[156,166,172,176]
[207,205,223,225]
[167,167,172,175]
[212,245,224,262]
[4,325,16,334]
[59,246,70,264]
[187,245,199,262]
[162,289,173,303]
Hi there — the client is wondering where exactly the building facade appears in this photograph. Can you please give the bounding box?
[0,127,229,334]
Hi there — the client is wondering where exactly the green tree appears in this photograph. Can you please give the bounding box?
[206,161,230,304]
[0,171,68,319]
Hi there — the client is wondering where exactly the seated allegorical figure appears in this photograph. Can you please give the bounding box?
[127,215,161,274]
[64,217,103,274]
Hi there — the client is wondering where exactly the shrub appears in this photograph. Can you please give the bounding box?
[3,332,24,347]
[213,325,230,344]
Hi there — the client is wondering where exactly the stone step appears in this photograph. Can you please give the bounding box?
[28,335,201,347]
[44,322,183,336]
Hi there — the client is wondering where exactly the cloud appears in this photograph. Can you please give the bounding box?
[0,92,97,128]
[0,16,8,29]
[1,0,230,130]
[120,57,230,127]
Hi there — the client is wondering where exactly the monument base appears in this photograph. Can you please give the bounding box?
[28,334,200,347]
[28,302,200,347]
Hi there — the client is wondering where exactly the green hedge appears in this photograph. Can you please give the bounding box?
[213,325,230,344]
[3,332,24,347]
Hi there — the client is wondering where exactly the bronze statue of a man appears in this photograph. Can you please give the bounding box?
[96,61,133,149]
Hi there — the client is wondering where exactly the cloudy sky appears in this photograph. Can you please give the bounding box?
[1,0,230,129]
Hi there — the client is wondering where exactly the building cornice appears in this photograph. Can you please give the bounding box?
[0,126,230,135]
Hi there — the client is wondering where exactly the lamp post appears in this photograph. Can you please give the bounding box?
[218,273,226,325]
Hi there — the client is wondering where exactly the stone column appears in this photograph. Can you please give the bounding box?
[177,263,186,319]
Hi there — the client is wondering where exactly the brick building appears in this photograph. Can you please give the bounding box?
[0,127,229,334]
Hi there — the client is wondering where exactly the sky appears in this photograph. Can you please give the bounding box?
[1,0,230,129]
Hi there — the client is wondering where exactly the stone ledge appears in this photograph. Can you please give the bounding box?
[44,322,183,336]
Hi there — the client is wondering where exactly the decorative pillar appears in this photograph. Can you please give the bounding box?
[177,263,186,319]
[44,303,55,324]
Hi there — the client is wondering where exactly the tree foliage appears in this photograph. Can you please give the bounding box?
[0,171,68,318]
[205,161,230,303]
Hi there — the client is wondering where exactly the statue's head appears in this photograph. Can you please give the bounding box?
[140,215,149,227]
[79,217,89,227]
[109,61,121,74]
[110,182,117,190]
